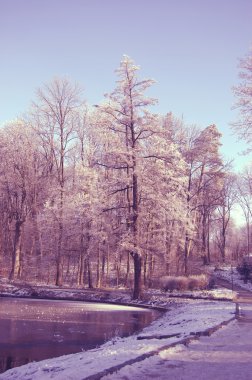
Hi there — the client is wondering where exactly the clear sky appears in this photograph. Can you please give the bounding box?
[0,0,252,169]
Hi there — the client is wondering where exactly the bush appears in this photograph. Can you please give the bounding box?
[187,277,198,291]
[176,276,188,291]
[160,276,177,291]
[160,274,209,292]
[192,274,209,289]
[187,275,209,290]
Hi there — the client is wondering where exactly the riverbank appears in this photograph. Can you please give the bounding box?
[0,278,237,380]
[0,276,235,308]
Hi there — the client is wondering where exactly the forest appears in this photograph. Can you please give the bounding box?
[0,53,251,299]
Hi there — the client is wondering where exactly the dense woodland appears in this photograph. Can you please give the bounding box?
[0,53,251,298]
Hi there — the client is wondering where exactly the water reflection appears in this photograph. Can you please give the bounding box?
[0,297,160,373]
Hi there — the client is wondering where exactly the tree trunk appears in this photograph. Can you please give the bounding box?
[184,233,190,276]
[77,249,85,286]
[221,210,226,263]
[31,193,42,259]
[131,158,141,299]
[148,251,154,287]
[55,219,63,286]
[246,215,250,256]
[96,243,101,288]
[87,257,93,289]
[165,219,174,275]
[77,229,90,286]
[207,213,211,263]
[56,188,64,286]
[10,220,23,280]
[132,252,142,299]
[143,221,151,286]
[104,242,110,287]
[143,251,147,286]
[201,209,209,265]
[125,251,130,287]
[101,253,106,286]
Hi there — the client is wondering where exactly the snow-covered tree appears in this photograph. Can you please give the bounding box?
[0,120,46,279]
[95,56,187,297]
[232,48,252,145]
[0,56,241,288]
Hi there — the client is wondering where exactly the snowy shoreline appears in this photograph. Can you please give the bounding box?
[0,276,236,306]
[0,278,237,380]
[0,299,236,380]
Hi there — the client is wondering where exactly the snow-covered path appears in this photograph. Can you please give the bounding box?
[101,319,252,380]
[101,287,252,380]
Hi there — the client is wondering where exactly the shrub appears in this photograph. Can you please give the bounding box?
[176,276,188,291]
[160,274,209,292]
[187,277,198,291]
[188,274,209,290]
[160,276,177,292]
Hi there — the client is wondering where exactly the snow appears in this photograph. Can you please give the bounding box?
[214,267,252,292]
[0,277,236,303]
[0,295,235,380]
[101,320,252,380]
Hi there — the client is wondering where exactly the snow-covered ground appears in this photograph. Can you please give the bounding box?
[101,319,252,380]
[0,280,236,380]
[0,276,236,304]
[213,266,252,292]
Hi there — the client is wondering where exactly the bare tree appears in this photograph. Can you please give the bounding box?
[182,124,223,273]
[31,78,83,286]
[215,174,237,262]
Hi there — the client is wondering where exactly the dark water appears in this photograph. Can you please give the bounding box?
[0,297,161,373]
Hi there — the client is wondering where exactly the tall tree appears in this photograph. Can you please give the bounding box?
[183,124,223,273]
[96,56,186,297]
[31,78,83,286]
[214,174,237,262]
[97,56,157,298]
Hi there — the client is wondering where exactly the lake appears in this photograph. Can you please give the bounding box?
[0,297,161,373]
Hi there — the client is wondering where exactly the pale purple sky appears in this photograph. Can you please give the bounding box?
[0,0,252,168]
